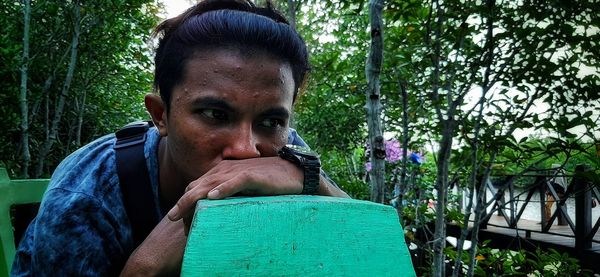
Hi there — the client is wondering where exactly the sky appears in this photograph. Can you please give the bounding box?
[161,0,194,19]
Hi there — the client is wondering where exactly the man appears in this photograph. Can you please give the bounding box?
[12,1,348,275]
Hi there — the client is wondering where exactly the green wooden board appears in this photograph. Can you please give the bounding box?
[182,195,415,276]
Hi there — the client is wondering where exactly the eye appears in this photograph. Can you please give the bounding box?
[259,118,284,129]
[200,109,228,121]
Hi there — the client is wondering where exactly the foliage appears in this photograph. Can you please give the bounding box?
[446,242,592,276]
[2,0,598,274]
[290,0,599,275]
[289,0,374,201]
[0,0,161,177]
[321,147,370,200]
[292,0,369,152]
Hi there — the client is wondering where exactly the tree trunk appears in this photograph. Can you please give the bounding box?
[365,0,385,204]
[452,94,488,277]
[428,0,452,274]
[44,89,49,139]
[286,0,296,30]
[65,114,75,155]
[19,0,32,178]
[395,78,410,218]
[30,47,69,126]
[75,89,86,147]
[432,120,454,277]
[466,153,497,276]
[463,2,497,275]
[35,2,81,177]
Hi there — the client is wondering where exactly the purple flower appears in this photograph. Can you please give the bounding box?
[385,139,403,163]
[365,139,425,171]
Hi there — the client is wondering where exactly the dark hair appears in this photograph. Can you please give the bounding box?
[153,0,310,111]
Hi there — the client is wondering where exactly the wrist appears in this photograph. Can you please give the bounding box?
[278,145,320,195]
[121,250,161,277]
[317,174,351,198]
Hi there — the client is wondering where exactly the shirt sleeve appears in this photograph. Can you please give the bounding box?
[287,128,309,148]
[12,188,130,276]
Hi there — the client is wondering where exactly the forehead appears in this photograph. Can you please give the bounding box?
[174,48,295,105]
[188,47,291,82]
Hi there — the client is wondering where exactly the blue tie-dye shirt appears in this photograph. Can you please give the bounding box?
[12,127,311,276]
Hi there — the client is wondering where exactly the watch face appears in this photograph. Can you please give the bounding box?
[285,144,319,158]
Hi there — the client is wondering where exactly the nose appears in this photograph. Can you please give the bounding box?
[222,123,261,160]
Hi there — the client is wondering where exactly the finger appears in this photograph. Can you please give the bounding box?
[184,174,215,193]
[206,172,252,200]
[167,185,213,221]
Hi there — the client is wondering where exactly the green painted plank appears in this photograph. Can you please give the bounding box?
[0,168,49,277]
[182,195,415,276]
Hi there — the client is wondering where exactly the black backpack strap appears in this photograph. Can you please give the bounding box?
[114,121,159,247]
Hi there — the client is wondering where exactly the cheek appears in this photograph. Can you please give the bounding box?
[170,135,195,164]
[168,124,208,163]
[260,129,289,156]
[169,130,221,179]
[278,130,288,146]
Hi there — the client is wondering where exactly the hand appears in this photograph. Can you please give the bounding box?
[120,217,187,276]
[167,156,304,223]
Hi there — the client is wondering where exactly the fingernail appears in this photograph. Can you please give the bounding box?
[167,205,180,221]
[207,189,220,199]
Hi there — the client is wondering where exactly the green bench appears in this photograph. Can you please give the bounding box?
[0,169,415,276]
[0,168,49,277]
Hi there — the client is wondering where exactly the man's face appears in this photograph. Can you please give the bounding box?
[160,48,295,185]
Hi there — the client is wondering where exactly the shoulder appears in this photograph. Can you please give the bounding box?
[13,129,162,276]
[44,126,162,217]
[41,132,126,234]
[48,127,160,197]
[48,133,119,198]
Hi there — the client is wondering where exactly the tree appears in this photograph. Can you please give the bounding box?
[286,0,298,29]
[35,0,82,177]
[291,0,371,198]
[1,0,160,178]
[18,0,31,178]
[383,0,599,275]
[291,0,599,275]
[365,0,386,203]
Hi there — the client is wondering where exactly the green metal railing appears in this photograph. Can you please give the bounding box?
[0,168,49,277]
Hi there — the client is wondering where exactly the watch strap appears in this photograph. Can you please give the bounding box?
[301,158,320,194]
[278,145,321,195]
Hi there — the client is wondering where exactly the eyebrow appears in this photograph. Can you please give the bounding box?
[261,107,290,119]
[191,97,234,112]
[191,96,290,119]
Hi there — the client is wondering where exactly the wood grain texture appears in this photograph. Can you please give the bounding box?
[181,195,415,276]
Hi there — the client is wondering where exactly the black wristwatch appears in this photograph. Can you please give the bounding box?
[278,145,321,195]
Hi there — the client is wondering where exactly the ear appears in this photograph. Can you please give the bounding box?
[145,94,168,137]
